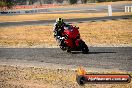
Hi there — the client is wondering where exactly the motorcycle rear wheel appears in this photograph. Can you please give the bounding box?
[66,47,71,53]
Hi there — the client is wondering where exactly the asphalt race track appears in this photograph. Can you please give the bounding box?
[0,15,132,27]
[48,3,132,13]
[0,47,132,72]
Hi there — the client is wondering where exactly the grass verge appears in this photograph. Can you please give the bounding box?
[0,19,132,47]
[0,12,132,22]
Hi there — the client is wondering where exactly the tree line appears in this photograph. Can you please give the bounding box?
[0,0,15,9]
[0,0,130,9]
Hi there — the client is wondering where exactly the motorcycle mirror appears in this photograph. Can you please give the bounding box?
[74,26,79,29]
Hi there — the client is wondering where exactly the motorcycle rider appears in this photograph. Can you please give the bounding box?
[53,18,67,46]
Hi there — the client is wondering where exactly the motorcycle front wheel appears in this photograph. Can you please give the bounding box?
[60,46,66,51]
[81,42,89,54]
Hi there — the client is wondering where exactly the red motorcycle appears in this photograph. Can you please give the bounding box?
[60,25,89,54]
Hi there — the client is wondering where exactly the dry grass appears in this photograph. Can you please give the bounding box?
[0,26,56,47]
[0,65,132,88]
[0,12,132,22]
[0,65,77,88]
[76,19,132,45]
[0,19,132,47]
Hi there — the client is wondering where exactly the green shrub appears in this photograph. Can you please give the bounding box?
[55,0,64,3]
[0,1,6,7]
[68,0,78,4]
[81,0,88,4]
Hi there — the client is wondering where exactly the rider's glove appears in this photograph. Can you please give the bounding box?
[60,37,65,40]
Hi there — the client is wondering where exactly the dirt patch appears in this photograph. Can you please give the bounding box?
[0,65,132,88]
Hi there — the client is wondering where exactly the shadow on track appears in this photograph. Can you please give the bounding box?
[71,51,116,54]
[88,51,116,54]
